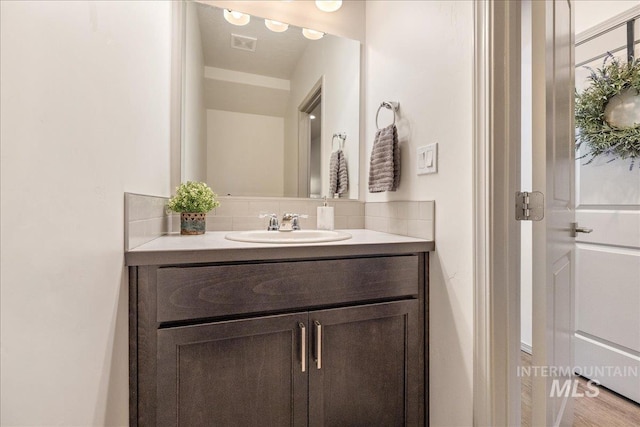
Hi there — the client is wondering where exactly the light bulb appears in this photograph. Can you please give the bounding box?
[315,0,342,13]
[265,19,289,33]
[302,28,325,40]
[223,9,250,26]
[310,115,316,120]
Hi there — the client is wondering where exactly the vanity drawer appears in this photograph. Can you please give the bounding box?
[156,255,419,323]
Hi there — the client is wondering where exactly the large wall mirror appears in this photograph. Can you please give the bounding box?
[180,1,361,199]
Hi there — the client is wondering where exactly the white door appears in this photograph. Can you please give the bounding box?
[531,1,575,425]
[573,13,640,403]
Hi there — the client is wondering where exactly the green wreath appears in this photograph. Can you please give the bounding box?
[575,56,640,169]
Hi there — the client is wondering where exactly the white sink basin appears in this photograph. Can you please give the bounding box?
[225,229,352,244]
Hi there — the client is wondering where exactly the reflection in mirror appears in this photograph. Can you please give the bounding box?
[298,79,323,197]
[181,1,360,199]
[309,102,322,198]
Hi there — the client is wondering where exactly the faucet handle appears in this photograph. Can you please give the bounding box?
[259,212,279,231]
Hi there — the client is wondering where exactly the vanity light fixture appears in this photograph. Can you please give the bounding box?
[302,28,325,40]
[315,0,342,13]
[223,9,250,26]
[265,19,289,33]
[310,114,316,120]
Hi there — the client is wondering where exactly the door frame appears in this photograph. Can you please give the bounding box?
[473,1,522,425]
[298,78,323,198]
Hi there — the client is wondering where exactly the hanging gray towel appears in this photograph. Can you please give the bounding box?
[368,124,400,192]
[329,149,349,196]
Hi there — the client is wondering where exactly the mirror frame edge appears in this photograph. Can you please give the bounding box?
[170,1,185,192]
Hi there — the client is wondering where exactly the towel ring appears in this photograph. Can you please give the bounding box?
[332,132,346,150]
[375,101,400,130]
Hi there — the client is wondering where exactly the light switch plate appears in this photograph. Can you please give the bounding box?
[417,143,437,175]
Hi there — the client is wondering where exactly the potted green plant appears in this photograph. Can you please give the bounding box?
[167,181,220,235]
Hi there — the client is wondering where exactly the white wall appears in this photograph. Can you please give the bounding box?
[207,109,284,197]
[287,35,360,199]
[575,0,640,34]
[183,1,208,182]
[0,1,171,425]
[365,2,474,425]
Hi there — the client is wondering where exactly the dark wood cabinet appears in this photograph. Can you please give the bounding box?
[309,300,422,427]
[130,253,428,426]
[156,312,308,426]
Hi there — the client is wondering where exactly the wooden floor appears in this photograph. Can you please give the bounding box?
[521,351,640,427]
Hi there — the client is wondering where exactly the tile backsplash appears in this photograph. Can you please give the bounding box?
[172,196,365,232]
[125,193,435,251]
[124,193,170,251]
[365,201,435,240]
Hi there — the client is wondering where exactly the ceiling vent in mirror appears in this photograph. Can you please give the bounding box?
[231,34,257,52]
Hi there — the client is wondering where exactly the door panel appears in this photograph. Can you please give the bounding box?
[575,210,640,248]
[308,300,422,427]
[156,313,308,427]
[576,246,640,351]
[574,335,640,403]
[532,0,575,425]
[574,14,640,404]
[577,158,640,205]
[575,244,640,402]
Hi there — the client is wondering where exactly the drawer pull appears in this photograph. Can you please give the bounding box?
[299,322,306,372]
[314,320,322,369]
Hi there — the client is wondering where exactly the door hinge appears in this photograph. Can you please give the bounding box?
[515,191,544,221]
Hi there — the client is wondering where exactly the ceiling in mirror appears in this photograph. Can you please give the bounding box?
[197,4,311,79]
[181,2,361,200]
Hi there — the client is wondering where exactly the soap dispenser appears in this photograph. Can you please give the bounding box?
[317,196,335,230]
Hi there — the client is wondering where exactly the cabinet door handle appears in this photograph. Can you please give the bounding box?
[314,320,322,369]
[299,322,306,372]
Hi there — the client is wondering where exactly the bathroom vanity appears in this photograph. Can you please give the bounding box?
[127,230,432,426]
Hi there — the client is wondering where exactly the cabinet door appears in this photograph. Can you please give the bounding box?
[308,300,423,427]
[157,313,308,427]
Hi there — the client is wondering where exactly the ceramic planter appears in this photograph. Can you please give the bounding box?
[180,212,206,235]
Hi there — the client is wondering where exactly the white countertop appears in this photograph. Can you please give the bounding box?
[126,229,434,266]
[131,229,427,252]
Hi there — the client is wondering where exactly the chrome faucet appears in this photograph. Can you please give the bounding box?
[260,213,279,231]
[279,213,306,231]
